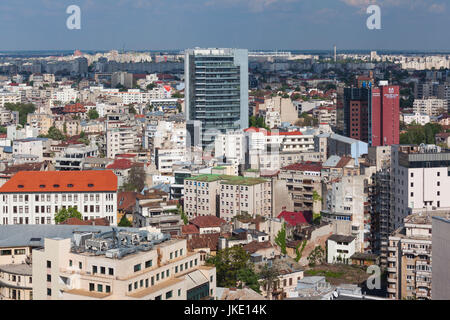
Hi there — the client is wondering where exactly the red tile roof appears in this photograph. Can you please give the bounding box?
[190,216,227,228]
[277,211,312,227]
[0,171,117,193]
[182,224,199,235]
[107,159,133,170]
[61,217,110,226]
[242,241,273,254]
[117,191,138,212]
[282,161,323,172]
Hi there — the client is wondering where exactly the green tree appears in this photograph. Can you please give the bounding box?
[177,204,188,225]
[0,126,6,134]
[55,207,83,224]
[307,245,326,267]
[172,92,184,99]
[275,224,287,255]
[146,83,156,90]
[87,109,99,120]
[129,105,137,114]
[4,103,35,126]
[258,263,280,300]
[237,268,261,293]
[206,246,254,289]
[42,126,66,141]
[118,215,132,227]
[122,166,146,192]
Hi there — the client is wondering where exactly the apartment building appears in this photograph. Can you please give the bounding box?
[0,171,118,226]
[391,144,450,230]
[55,144,99,171]
[278,162,323,213]
[387,214,432,300]
[32,229,216,300]
[432,216,450,300]
[106,127,138,159]
[0,91,21,108]
[183,174,272,221]
[322,175,369,253]
[413,98,447,117]
[27,113,54,135]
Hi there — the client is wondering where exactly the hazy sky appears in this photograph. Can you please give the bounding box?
[0,0,448,51]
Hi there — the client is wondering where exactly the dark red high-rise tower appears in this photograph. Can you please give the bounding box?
[370,85,400,146]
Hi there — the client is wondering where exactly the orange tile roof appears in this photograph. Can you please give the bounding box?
[0,171,117,193]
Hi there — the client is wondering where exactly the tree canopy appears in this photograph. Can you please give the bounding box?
[41,126,66,141]
[118,215,132,227]
[54,207,83,224]
[206,246,258,290]
[87,108,99,120]
[122,166,146,192]
[4,103,35,126]
[400,123,443,145]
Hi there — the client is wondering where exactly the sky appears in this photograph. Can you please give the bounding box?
[0,0,448,51]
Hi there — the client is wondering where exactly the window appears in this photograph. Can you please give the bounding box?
[100,267,106,274]
[178,289,182,297]
[14,249,25,255]
[134,264,141,272]
[47,260,51,268]
[105,285,111,293]
[92,266,98,274]
[89,283,95,292]
[155,295,162,300]
[97,284,103,292]
[47,275,51,282]
[145,260,152,268]
[108,268,114,276]
[166,291,173,299]
[79,262,82,269]
[128,284,132,292]
[47,289,51,296]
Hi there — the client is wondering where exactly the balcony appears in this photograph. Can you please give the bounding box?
[387,267,396,273]
[387,286,396,294]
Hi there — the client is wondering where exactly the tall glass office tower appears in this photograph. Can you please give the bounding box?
[185,48,249,149]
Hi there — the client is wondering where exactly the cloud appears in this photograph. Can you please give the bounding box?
[204,0,300,12]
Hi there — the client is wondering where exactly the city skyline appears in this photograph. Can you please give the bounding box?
[0,0,448,51]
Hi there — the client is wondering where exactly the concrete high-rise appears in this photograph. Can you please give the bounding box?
[342,83,399,146]
[185,48,249,149]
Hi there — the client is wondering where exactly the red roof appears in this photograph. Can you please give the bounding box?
[182,224,200,235]
[0,171,117,193]
[107,159,133,170]
[277,211,312,227]
[190,216,227,228]
[282,161,323,172]
[61,217,110,226]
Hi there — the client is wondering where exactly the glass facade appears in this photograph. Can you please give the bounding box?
[185,48,248,149]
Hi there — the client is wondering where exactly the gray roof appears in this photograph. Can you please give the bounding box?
[328,234,356,243]
[0,263,32,276]
[0,225,140,248]
[323,155,341,167]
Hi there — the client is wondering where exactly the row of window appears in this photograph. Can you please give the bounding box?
[6,193,114,203]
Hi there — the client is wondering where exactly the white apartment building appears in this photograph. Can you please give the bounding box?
[214,131,246,165]
[402,112,431,126]
[183,175,272,221]
[12,138,45,162]
[322,175,368,253]
[0,91,21,108]
[391,145,450,230]
[387,214,432,300]
[0,171,118,226]
[55,144,99,171]
[155,148,187,175]
[413,98,448,117]
[32,230,216,300]
[106,127,137,159]
[51,87,79,104]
